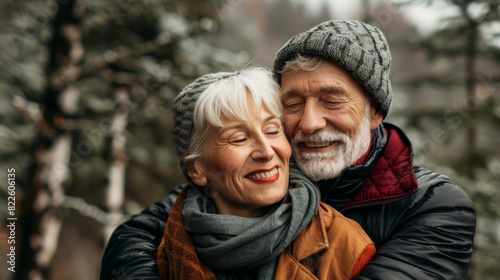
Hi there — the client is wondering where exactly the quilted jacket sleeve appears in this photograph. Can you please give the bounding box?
[352,168,477,280]
[100,184,184,280]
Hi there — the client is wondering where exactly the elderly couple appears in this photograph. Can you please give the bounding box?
[101,20,476,279]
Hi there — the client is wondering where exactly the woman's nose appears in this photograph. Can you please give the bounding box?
[252,136,275,161]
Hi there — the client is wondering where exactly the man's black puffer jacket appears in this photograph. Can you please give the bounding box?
[100,123,476,280]
[100,186,182,280]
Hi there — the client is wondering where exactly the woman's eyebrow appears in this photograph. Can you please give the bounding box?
[263,115,280,123]
[220,115,280,133]
[219,123,246,134]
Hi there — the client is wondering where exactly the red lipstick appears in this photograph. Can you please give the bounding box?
[245,165,280,183]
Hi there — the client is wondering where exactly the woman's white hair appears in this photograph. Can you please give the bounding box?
[185,67,282,163]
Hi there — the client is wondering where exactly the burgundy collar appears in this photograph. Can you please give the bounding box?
[346,124,418,208]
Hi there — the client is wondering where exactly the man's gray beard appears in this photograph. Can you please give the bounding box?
[291,108,372,182]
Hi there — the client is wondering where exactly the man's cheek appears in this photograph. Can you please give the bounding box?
[283,117,297,139]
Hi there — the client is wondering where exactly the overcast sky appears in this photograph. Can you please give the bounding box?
[288,0,500,47]
[291,0,460,34]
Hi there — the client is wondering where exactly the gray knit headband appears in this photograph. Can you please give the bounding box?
[172,71,236,183]
[273,20,393,119]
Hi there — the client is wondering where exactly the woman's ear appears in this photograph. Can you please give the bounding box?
[187,161,208,186]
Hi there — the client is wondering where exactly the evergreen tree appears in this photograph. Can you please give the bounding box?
[1,0,245,279]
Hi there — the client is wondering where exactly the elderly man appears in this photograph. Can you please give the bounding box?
[101,20,476,279]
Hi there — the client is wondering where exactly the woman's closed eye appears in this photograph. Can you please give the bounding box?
[265,127,282,135]
[230,135,248,143]
[221,128,248,144]
[264,123,283,136]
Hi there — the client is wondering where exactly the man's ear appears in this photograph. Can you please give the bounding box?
[369,104,384,130]
[187,161,208,186]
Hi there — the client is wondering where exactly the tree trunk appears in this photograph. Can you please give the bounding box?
[16,1,84,279]
[362,0,372,24]
[461,4,479,280]
[102,88,130,244]
[464,17,478,180]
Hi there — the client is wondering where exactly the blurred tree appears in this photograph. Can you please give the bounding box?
[2,0,497,279]
[1,0,247,279]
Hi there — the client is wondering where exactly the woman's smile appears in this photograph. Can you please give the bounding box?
[245,165,279,182]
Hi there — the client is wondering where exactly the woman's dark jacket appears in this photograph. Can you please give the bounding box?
[100,123,476,280]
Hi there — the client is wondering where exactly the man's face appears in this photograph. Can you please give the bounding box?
[280,60,383,181]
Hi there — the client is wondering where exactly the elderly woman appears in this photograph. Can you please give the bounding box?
[155,67,375,280]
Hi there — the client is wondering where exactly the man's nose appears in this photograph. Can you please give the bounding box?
[298,101,326,134]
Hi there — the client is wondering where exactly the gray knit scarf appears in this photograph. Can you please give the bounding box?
[182,161,320,280]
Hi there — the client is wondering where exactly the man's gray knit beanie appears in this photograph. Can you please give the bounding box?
[172,71,234,183]
[273,20,392,119]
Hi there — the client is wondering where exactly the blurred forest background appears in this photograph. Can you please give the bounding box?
[0,0,499,279]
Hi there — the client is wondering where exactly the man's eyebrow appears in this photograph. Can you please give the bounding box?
[281,86,347,99]
[319,86,347,95]
[281,89,299,100]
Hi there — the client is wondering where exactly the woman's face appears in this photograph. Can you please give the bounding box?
[189,91,291,217]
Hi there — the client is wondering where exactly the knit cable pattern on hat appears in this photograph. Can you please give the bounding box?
[273,20,393,119]
[172,72,234,183]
